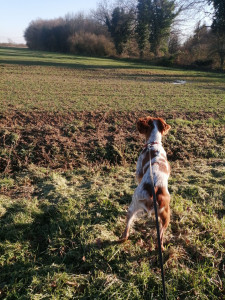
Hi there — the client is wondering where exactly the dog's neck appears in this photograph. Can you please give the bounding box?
[146,126,162,145]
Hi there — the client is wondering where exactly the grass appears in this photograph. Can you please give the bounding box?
[0,161,224,299]
[0,47,225,299]
[0,47,225,113]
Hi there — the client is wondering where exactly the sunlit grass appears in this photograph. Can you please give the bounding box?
[0,47,225,113]
[0,160,224,299]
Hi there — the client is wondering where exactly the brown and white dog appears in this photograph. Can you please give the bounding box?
[120,116,171,250]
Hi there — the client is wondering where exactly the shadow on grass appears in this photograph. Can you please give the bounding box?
[0,196,223,298]
[1,59,225,87]
[0,190,128,297]
[0,58,170,73]
[1,47,225,82]
[0,166,224,298]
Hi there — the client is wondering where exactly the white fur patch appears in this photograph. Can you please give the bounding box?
[148,208,154,217]
[159,206,165,213]
[128,124,170,218]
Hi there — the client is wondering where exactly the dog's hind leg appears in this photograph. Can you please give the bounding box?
[159,205,170,251]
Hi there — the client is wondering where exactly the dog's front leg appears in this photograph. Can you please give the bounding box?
[119,199,139,242]
[120,210,135,241]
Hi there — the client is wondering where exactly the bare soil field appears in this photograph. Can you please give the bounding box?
[0,110,224,175]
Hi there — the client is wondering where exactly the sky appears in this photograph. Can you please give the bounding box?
[0,0,212,44]
[0,0,100,43]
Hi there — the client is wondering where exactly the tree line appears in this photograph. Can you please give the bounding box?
[24,0,225,69]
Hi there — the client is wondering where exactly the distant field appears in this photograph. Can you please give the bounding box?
[0,47,225,113]
[0,47,225,299]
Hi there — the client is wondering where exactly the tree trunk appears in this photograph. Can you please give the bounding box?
[219,50,225,69]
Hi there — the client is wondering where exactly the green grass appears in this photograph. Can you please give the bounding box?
[0,47,225,299]
[0,161,224,299]
[0,47,225,113]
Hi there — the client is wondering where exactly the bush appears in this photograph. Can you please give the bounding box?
[68,32,115,56]
[24,15,113,57]
[192,59,214,68]
[155,55,175,67]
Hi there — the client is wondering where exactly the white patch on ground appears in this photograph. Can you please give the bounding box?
[172,80,187,85]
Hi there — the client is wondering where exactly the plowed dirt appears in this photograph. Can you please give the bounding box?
[0,110,223,173]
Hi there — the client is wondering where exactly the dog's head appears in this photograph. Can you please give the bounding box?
[137,116,171,137]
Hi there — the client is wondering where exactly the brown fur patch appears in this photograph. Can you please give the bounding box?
[142,150,160,175]
[143,183,153,198]
[157,160,170,174]
[157,118,171,135]
[137,117,153,135]
[156,187,170,208]
[143,185,170,212]
[137,116,171,138]
[158,162,169,174]
[142,150,157,167]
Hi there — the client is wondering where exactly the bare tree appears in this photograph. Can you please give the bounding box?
[172,0,213,41]
[92,0,136,24]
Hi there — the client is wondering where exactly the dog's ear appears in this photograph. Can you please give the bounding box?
[157,118,171,135]
[137,117,151,134]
